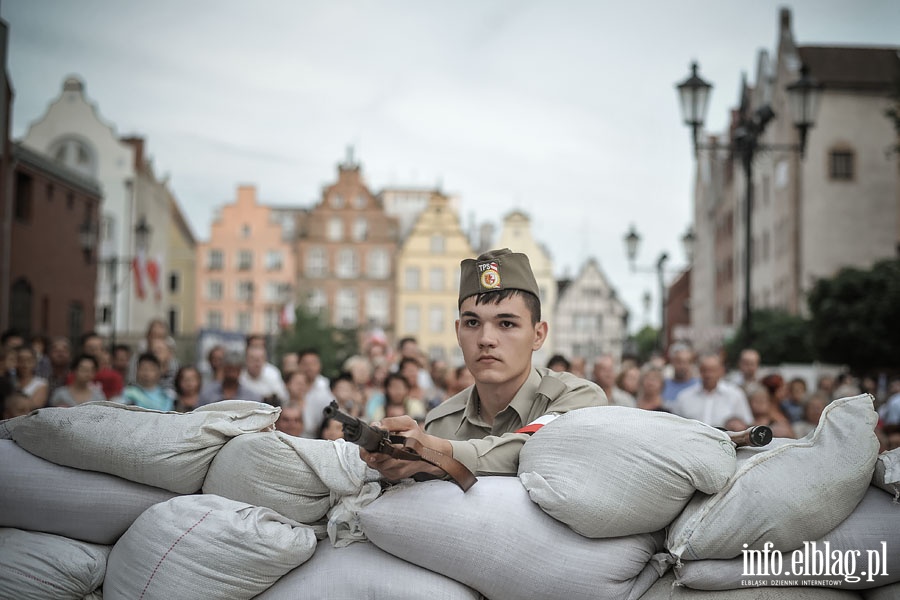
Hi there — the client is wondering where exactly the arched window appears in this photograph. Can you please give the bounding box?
[48,135,98,178]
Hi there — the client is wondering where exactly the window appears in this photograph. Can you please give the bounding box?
[336,248,360,278]
[169,272,180,293]
[352,217,368,241]
[429,305,443,333]
[573,313,601,331]
[265,282,281,302]
[265,250,283,271]
[14,172,32,223]
[327,217,343,241]
[430,235,445,254]
[367,248,389,279]
[99,305,112,324]
[237,280,254,302]
[404,305,420,334]
[365,288,389,326]
[264,308,279,333]
[829,149,854,181]
[307,288,326,314]
[354,194,367,209]
[168,308,179,335]
[405,266,420,290]
[336,288,358,327]
[237,311,252,333]
[207,249,223,270]
[49,136,97,177]
[206,280,223,301]
[237,250,253,270]
[332,194,345,209]
[207,310,223,329]
[241,224,251,238]
[306,247,327,277]
[429,267,444,291]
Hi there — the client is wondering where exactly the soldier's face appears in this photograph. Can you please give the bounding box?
[456,294,546,389]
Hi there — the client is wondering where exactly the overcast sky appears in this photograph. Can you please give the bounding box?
[4,1,898,330]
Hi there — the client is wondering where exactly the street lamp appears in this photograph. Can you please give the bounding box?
[81,216,152,347]
[624,224,695,352]
[676,61,821,349]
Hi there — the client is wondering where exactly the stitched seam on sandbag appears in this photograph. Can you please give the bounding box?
[6,565,68,591]
[139,509,214,600]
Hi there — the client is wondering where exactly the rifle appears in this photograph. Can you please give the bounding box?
[323,401,477,491]
[719,425,773,447]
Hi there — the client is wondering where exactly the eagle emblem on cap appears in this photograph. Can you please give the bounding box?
[478,260,501,290]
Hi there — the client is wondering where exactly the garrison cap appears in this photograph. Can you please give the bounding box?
[458,248,540,304]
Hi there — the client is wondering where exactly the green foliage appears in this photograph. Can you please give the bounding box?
[275,305,359,379]
[724,309,814,366]
[807,259,900,371]
[631,325,660,363]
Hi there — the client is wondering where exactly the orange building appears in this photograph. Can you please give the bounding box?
[195,185,296,335]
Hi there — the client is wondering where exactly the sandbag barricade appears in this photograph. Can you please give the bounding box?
[638,571,865,600]
[256,539,482,600]
[667,394,879,560]
[674,486,900,590]
[519,406,737,538]
[0,527,109,600]
[104,494,317,600]
[203,432,380,524]
[10,400,280,493]
[872,447,899,500]
[359,476,665,600]
[0,440,177,544]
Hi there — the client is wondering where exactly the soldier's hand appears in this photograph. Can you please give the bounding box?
[358,417,451,480]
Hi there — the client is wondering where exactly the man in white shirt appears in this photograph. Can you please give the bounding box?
[239,346,288,405]
[298,349,333,437]
[671,353,753,428]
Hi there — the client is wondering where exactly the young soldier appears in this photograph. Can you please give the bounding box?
[362,248,607,480]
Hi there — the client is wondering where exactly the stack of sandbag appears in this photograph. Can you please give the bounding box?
[359,476,665,600]
[872,446,899,500]
[518,405,738,538]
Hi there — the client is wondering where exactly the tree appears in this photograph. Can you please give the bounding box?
[724,309,814,366]
[275,305,359,379]
[630,325,660,364]
[807,258,900,371]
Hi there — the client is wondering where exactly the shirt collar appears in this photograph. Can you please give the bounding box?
[460,368,542,432]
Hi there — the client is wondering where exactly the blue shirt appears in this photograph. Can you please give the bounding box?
[663,377,699,405]
[123,385,174,412]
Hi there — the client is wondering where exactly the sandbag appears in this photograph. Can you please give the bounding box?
[639,571,864,599]
[0,440,177,544]
[667,394,879,560]
[104,494,316,600]
[0,528,109,600]
[872,448,899,500]
[675,486,900,590]
[257,539,481,600]
[519,406,736,538]
[0,414,26,439]
[11,400,279,493]
[359,476,664,600]
[203,432,379,524]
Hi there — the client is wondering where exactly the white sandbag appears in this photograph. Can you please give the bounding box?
[11,400,279,493]
[872,448,899,500]
[0,440,177,544]
[257,539,481,600]
[667,394,879,560]
[0,528,109,600]
[104,494,316,600]
[0,414,26,439]
[675,486,900,590]
[519,406,736,538]
[640,571,864,600]
[203,432,379,524]
[359,476,664,600]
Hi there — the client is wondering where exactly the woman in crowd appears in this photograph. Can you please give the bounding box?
[748,384,795,438]
[15,346,48,410]
[616,365,641,398]
[284,369,309,408]
[636,368,667,412]
[49,354,106,407]
[318,416,345,441]
[173,365,202,412]
[793,391,827,438]
[370,373,426,423]
[781,377,808,423]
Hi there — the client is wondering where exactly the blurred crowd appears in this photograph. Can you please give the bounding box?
[2,321,898,450]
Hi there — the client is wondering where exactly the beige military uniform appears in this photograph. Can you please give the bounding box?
[424,367,607,476]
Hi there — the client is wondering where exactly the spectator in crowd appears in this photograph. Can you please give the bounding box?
[546,354,571,373]
[128,318,178,383]
[50,354,106,407]
[330,372,365,417]
[280,351,300,378]
[299,348,332,437]
[149,337,178,399]
[782,377,809,423]
[15,346,48,410]
[343,355,374,405]
[398,357,427,403]
[395,337,434,391]
[816,373,836,401]
[616,365,641,398]
[833,372,861,399]
[275,403,305,437]
[425,359,452,411]
[747,384,795,438]
[0,349,13,412]
[203,344,226,385]
[122,353,173,412]
[1,328,23,388]
[760,374,793,425]
[728,348,761,394]
[793,391,828,438]
[447,365,475,396]
[31,334,51,380]
[569,356,587,379]
[197,351,262,406]
[1,328,24,353]
[75,331,124,400]
[592,355,636,407]
[2,391,31,419]
[284,370,309,409]
[662,343,699,406]
[173,365,202,412]
[318,416,345,441]
[111,344,132,383]
[879,377,900,433]
[670,353,753,428]
[636,368,667,412]
[371,372,426,423]
[45,337,72,398]
[240,345,288,405]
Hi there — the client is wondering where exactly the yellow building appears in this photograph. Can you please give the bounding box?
[395,192,473,364]
[165,185,196,338]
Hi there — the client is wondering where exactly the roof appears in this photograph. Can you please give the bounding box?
[12,142,102,197]
[798,46,900,93]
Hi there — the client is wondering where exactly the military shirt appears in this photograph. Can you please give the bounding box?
[424,367,607,476]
